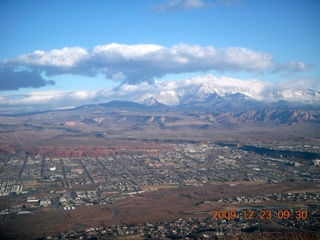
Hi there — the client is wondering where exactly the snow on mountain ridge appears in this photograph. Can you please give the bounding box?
[138,75,320,106]
[141,90,180,106]
[268,89,320,103]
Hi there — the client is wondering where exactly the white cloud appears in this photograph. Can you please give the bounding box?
[1,43,310,90]
[217,47,273,71]
[76,44,268,76]
[92,43,163,60]
[151,75,269,101]
[0,90,66,105]
[273,61,310,73]
[11,47,89,68]
[151,0,233,12]
[276,77,319,90]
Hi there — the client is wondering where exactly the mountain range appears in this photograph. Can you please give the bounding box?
[1,77,320,127]
[84,81,320,126]
[89,100,320,126]
[0,89,319,155]
[138,81,320,111]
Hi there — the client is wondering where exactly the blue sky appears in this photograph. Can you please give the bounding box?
[0,0,319,109]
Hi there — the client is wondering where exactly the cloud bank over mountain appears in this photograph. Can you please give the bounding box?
[1,75,319,112]
[1,43,310,91]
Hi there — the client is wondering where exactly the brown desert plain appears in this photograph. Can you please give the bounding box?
[0,106,319,239]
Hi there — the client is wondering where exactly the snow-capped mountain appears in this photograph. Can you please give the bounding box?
[139,75,320,108]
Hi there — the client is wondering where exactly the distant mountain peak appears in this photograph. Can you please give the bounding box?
[99,100,147,109]
[137,76,320,109]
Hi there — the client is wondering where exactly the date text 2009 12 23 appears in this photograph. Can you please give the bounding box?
[212,209,308,220]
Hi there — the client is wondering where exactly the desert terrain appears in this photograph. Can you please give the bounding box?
[0,105,319,239]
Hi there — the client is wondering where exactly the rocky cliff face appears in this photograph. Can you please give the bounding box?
[202,110,320,125]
